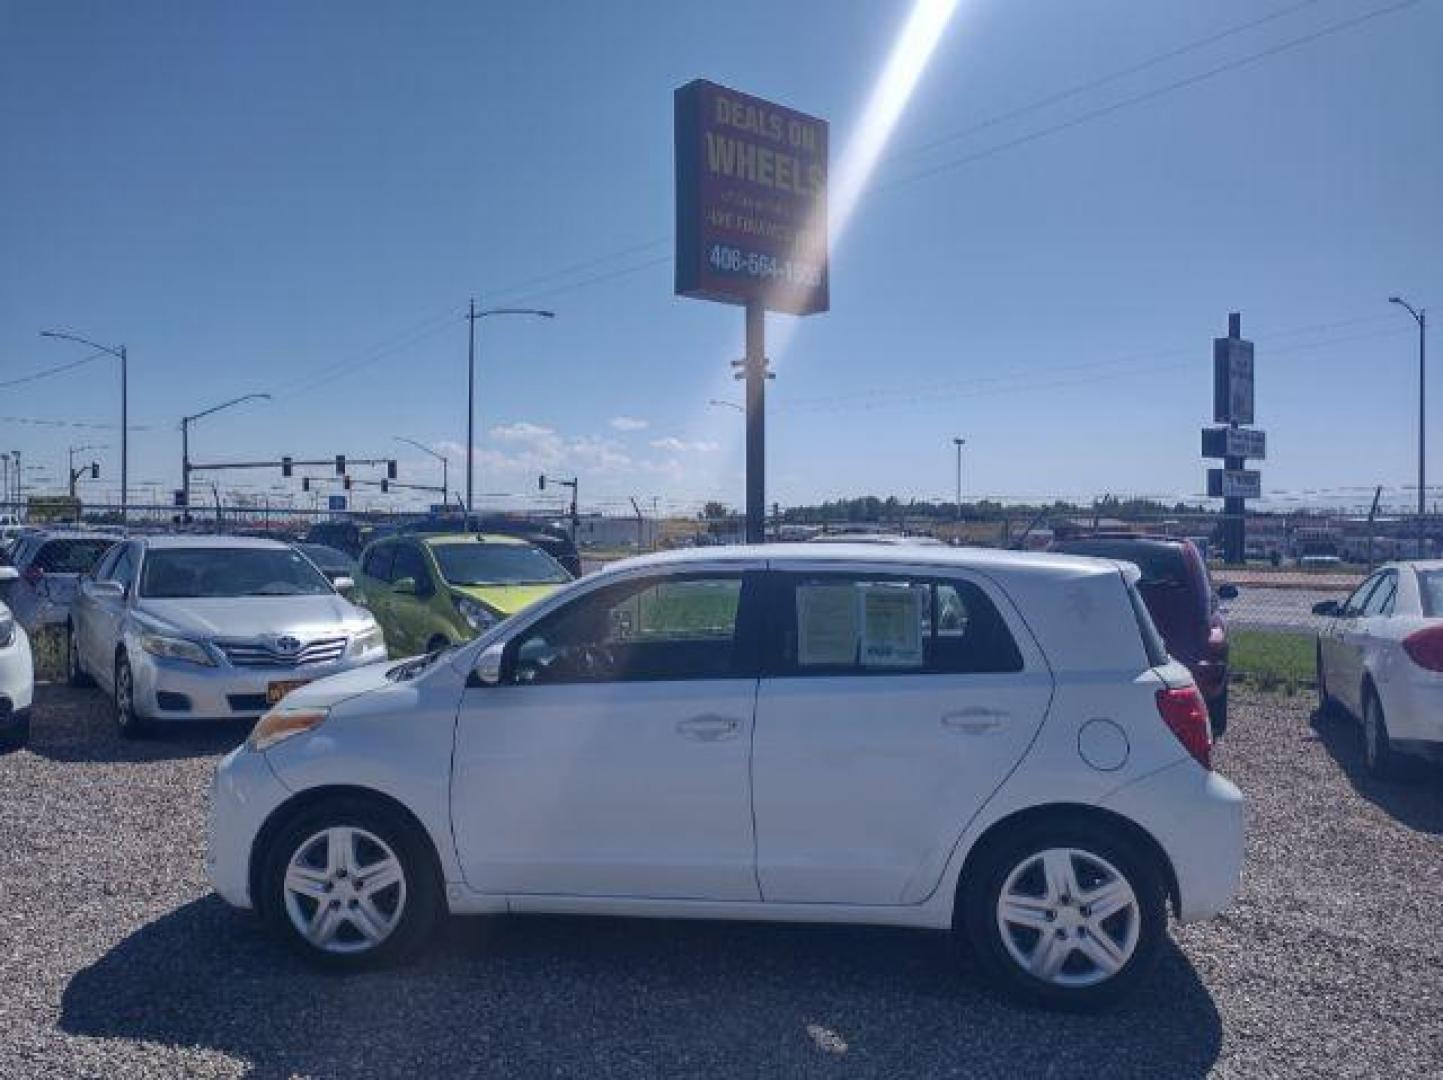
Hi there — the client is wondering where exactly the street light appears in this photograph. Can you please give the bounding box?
[952,437,966,522]
[181,393,271,517]
[68,443,106,499]
[394,436,449,508]
[40,329,127,521]
[465,299,555,522]
[708,398,745,413]
[1389,297,1428,556]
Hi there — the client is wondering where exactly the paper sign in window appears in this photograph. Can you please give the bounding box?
[796,584,859,666]
[860,585,924,668]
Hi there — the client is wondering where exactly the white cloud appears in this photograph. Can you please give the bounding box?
[609,416,649,432]
[489,421,555,442]
[650,437,720,453]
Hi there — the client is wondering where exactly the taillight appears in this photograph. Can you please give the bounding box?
[1156,686,1212,769]
[1402,627,1443,672]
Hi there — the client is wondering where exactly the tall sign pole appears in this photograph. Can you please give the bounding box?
[1203,312,1264,564]
[675,80,829,544]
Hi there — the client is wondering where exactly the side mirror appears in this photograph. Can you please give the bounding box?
[474,641,506,686]
[391,577,418,596]
[332,575,356,593]
[1216,583,1239,601]
[0,566,17,584]
[1311,600,1341,617]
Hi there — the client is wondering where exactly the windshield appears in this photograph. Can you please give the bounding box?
[431,543,570,586]
[32,538,114,575]
[1420,571,1443,618]
[296,544,353,574]
[140,548,334,598]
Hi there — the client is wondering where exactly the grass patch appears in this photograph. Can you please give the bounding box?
[1230,629,1314,693]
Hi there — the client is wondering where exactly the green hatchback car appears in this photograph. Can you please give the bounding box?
[355,532,572,656]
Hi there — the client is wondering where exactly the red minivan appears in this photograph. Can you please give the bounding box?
[1051,535,1237,737]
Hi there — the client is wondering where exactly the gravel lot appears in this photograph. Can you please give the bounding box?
[1,685,1440,1078]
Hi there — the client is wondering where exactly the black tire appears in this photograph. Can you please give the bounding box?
[67,623,93,687]
[113,653,149,739]
[959,820,1167,1011]
[1208,684,1228,740]
[1316,645,1335,717]
[1362,688,1401,781]
[258,795,443,971]
[0,713,30,753]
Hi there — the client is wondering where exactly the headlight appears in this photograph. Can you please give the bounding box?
[349,624,386,657]
[248,707,329,752]
[0,610,14,649]
[455,595,498,633]
[140,631,214,666]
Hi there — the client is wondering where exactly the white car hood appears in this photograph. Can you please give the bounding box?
[135,594,370,640]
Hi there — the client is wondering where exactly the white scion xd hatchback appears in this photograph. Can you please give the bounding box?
[208,544,1243,1009]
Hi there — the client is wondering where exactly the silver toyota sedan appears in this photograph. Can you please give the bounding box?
[68,535,386,736]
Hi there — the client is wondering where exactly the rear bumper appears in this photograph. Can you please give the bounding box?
[1100,760,1245,922]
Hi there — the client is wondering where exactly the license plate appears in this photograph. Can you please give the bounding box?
[266,679,310,706]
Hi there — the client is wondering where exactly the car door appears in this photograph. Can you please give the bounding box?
[451,567,763,900]
[1354,570,1399,708]
[751,566,1052,906]
[74,543,123,674]
[355,543,396,648]
[86,543,137,688]
[387,542,437,655]
[1325,574,1381,715]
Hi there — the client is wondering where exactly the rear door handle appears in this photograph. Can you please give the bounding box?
[676,715,742,742]
[942,708,1010,734]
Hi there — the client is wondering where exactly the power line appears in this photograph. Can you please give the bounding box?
[0,348,110,390]
[881,0,1423,191]
[886,0,1326,165]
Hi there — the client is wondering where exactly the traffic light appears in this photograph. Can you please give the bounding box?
[301,477,310,492]
[387,459,397,480]
[380,479,389,494]
[538,474,546,491]
[282,456,293,478]
[89,462,99,479]
[335,454,346,475]
[343,475,352,491]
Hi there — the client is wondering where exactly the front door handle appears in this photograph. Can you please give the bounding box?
[676,715,742,742]
[942,708,1010,734]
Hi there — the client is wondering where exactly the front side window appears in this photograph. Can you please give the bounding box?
[779,574,1023,675]
[390,544,432,595]
[110,545,138,590]
[1342,575,1381,617]
[140,548,333,598]
[509,575,745,684]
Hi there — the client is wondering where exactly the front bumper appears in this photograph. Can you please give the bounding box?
[1100,760,1245,922]
[206,744,294,909]
[132,648,385,721]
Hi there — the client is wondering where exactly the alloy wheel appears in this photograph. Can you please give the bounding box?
[115,660,134,728]
[995,847,1140,988]
[282,827,408,955]
[67,627,80,681]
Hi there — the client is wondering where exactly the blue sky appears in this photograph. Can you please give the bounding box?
[1,0,1439,516]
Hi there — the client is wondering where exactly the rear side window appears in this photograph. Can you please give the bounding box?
[777,574,1022,675]
[33,539,113,574]
[1127,580,1170,668]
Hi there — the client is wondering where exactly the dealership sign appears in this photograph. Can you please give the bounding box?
[1213,337,1254,425]
[1202,426,1266,460]
[674,80,829,316]
[1207,468,1261,499]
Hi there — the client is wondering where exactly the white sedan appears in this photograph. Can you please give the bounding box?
[208,544,1243,1009]
[0,597,34,751]
[1314,560,1443,778]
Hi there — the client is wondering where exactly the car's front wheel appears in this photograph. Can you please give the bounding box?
[960,823,1166,1010]
[259,796,442,970]
[113,653,148,738]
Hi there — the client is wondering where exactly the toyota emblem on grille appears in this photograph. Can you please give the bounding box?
[274,635,302,655]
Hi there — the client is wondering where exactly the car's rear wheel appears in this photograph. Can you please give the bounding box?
[67,623,92,687]
[113,653,148,738]
[1316,645,1334,717]
[259,796,442,970]
[1362,689,1400,781]
[960,822,1166,1010]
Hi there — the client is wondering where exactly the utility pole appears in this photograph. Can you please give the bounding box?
[40,331,127,522]
[1389,297,1427,557]
[67,444,102,499]
[952,437,966,522]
